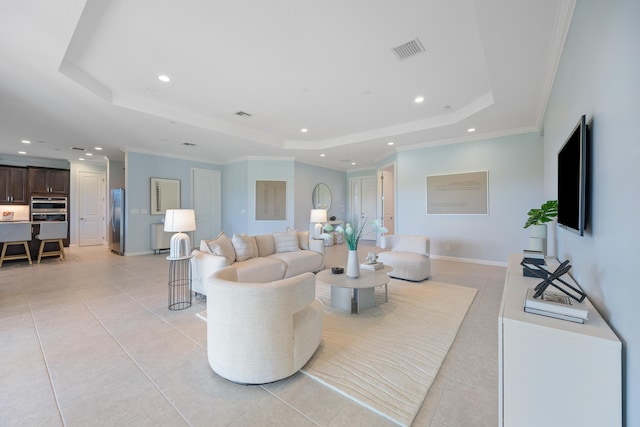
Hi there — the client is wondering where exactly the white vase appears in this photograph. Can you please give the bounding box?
[528,224,547,255]
[346,249,360,278]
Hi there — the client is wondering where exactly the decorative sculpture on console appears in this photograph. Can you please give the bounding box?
[520,259,587,303]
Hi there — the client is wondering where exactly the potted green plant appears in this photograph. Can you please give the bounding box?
[524,200,558,255]
[524,200,558,229]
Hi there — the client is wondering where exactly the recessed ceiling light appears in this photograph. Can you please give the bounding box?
[320,153,326,157]
[86,153,93,156]
[414,96,424,103]
[467,128,476,132]
[387,141,395,146]
[18,151,26,155]
[351,162,356,165]
[21,140,31,144]
[301,128,308,133]
[79,157,85,161]
[95,147,102,150]
[158,74,171,82]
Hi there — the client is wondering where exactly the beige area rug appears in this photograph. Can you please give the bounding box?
[301,279,477,427]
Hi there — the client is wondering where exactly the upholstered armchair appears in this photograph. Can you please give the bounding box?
[206,267,322,384]
[376,234,431,281]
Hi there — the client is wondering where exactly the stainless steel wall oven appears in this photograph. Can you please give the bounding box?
[31,196,68,222]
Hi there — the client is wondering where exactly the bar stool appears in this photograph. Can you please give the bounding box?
[36,221,68,263]
[0,222,33,268]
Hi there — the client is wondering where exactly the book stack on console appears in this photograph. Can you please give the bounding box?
[360,262,383,271]
[522,250,546,278]
[524,288,589,323]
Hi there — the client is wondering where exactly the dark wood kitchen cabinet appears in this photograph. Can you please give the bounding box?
[0,166,28,204]
[28,167,69,195]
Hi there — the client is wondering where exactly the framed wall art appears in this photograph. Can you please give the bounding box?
[255,180,286,220]
[150,177,181,215]
[426,171,488,215]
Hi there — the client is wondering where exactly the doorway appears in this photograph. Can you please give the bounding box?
[349,176,377,241]
[191,168,221,246]
[379,162,396,238]
[78,171,106,246]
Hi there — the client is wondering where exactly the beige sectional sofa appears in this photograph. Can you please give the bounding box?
[190,230,324,296]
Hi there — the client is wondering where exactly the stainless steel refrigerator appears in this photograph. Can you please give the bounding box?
[110,188,125,255]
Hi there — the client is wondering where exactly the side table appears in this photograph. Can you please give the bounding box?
[167,255,192,310]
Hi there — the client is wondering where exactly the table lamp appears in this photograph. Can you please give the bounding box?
[164,209,196,258]
[310,209,327,239]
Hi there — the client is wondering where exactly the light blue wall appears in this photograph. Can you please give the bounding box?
[294,163,347,230]
[125,151,221,254]
[246,159,295,235]
[396,133,543,263]
[221,160,347,236]
[0,154,69,169]
[221,161,248,235]
[542,0,639,423]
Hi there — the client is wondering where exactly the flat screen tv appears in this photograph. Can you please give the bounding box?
[557,115,588,235]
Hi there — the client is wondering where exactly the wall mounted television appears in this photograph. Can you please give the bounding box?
[557,114,589,235]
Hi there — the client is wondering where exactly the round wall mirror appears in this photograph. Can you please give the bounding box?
[312,183,332,211]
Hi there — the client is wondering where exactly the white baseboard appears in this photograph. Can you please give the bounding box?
[122,250,158,256]
[431,254,507,267]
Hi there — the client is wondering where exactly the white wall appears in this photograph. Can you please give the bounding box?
[542,0,639,423]
[396,132,543,264]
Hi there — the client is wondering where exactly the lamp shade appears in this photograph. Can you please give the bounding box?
[310,209,327,223]
[164,209,196,232]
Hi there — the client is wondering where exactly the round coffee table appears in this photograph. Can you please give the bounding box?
[316,266,393,314]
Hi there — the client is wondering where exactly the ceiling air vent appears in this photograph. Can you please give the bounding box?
[71,147,86,151]
[234,111,252,118]
[392,38,425,61]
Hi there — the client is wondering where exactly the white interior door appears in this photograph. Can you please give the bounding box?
[192,168,221,247]
[350,176,378,241]
[78,171,105,246]
[382,165,395,235]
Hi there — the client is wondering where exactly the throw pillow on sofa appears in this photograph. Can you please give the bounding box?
[273,231,300,253]
[232,233,258,262]
[297,230,310,250]
[287,227,310,250]
[202,232,236,265]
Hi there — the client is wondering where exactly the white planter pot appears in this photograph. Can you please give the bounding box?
[528,224,547,255]
[346,250,360,278]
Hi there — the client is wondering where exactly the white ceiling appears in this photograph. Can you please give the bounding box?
[0,0,574,171]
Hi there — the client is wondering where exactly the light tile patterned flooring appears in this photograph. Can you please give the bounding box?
[0,242,505,426]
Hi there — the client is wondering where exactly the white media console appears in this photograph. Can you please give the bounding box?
[498,254,621,427]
